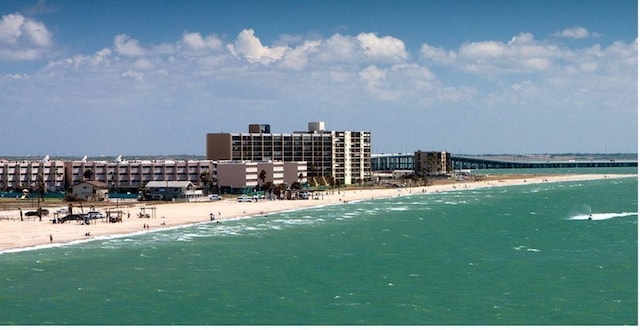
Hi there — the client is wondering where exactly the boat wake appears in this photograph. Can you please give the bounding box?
[568,212,637,221]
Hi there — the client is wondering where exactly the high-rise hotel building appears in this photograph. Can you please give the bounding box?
[206,122,371,185]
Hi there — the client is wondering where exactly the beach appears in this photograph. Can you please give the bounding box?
[0,173,634,253]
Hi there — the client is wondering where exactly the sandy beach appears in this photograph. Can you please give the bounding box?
[0,173,634,254]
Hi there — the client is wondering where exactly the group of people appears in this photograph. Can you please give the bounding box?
[210,211,222,223]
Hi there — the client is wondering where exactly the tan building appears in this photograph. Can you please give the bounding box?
[414,151,452,176]
[71,181,108,201]
[206,122,371,185]
[215,160,306,193]
[216,161,258,194]
[0,159,65,192]
[64,159,216,190]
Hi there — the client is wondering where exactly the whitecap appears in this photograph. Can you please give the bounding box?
[568,212,637,221]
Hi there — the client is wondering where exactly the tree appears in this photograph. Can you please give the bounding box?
[328,176,335,195]
[258,170,267,191]
[83,169,94,182]
[263,181,274,199]
[35,174,45,203]
[200,171,212,194]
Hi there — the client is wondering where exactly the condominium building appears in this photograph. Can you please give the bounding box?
[63,159,217,190]
[0,159,66,192]
[206,122,371,185]
[414,151,452,176]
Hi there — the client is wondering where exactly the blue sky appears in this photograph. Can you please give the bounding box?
[0,0,637,157]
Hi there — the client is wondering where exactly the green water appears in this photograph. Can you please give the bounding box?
[0,175,636,325]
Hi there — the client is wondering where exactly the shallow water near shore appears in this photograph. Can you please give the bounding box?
[0,173,636,325]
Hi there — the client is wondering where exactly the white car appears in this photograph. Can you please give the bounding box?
[237,195,252,202]
[85,211,105,220]
[208,194,222,201]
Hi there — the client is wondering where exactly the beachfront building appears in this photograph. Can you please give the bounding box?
[214,160,306,194]
[0,159,66,193]
[206,122,371,185]
[64,159,217,191]
[414,151,452,176]
[71,181,109,201]
[145,181,198,201]
[216,161,258,194]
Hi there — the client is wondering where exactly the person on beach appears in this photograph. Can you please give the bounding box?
[49,234,53,243]
[19,208,23,221]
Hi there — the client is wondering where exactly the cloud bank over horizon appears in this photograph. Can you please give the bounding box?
[0,11,636,156]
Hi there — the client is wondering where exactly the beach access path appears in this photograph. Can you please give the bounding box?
[0,173,634,253]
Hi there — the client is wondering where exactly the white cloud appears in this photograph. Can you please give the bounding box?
[278,39,321,70]
[553,26,592,39]
[114,34,146,57]
[179,31,223,52]
[314,33,361,63]
[420,43,456,65]
[113,34,174,57]
[359,65,386,87]
[0,13,53,60]
[1,27,635,155]
[356,33,408,62]
[121,70,144,81]
[227,29,288,64]
[445,33,557,73]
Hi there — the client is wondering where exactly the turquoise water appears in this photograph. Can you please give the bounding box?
[0,173,636,325]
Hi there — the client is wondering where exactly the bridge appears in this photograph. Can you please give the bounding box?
[451,155,637,170]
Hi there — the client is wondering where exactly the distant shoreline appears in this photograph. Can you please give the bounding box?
[0,173,635,254]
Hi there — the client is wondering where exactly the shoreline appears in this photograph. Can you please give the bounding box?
[0,173,635,254]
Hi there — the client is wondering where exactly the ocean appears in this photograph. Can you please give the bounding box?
[0,169,637,325]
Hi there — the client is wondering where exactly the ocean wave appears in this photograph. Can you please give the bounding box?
[568,212,637,221]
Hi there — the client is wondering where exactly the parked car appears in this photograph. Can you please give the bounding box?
[237,195,252,202]
[58,214,84,223]
[84,211,105,220]
[208,194,222,201]
[25,209,49,217]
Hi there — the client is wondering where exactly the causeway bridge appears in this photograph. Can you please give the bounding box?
[451,155,637,170]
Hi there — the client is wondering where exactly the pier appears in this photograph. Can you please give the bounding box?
[451,155,637,170]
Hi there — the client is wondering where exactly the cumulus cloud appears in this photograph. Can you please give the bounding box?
[420,44,456,65]
[0,13,53,60]
[1,24,636,155]
[179,31,223,53]
[314,33,361,63]
[227,29,288,64]
[553,26,592,39]
[356,33,408,62]
[113,34,174,57]
[421,33,558,73]
[278,39,321,70]
[114,34,146,57]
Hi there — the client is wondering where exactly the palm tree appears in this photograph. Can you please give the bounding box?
[328,176,335,195]
[83,169,94,182]
[258,170,267,191]
[200,171,212,194]
[35,173,45,203]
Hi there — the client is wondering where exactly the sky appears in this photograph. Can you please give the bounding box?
[0,0,637,157]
